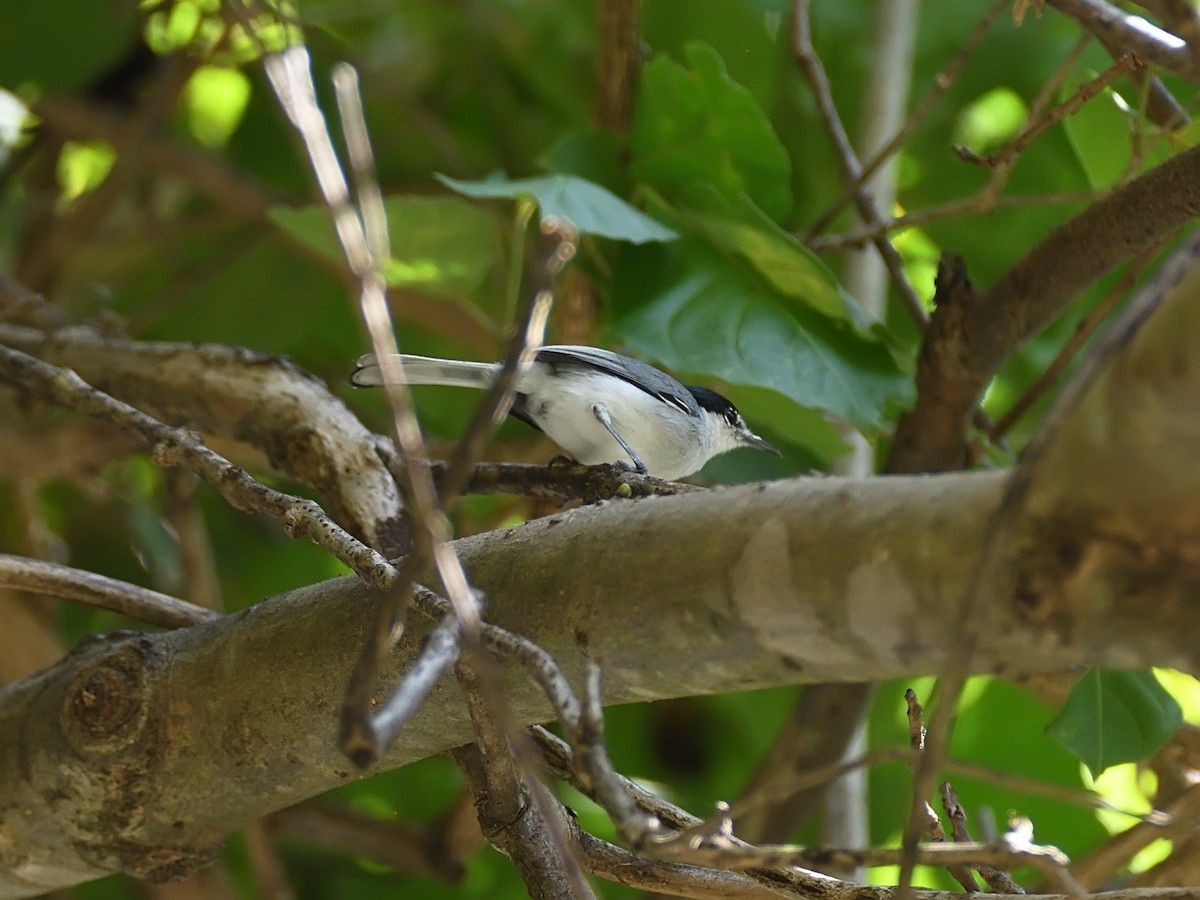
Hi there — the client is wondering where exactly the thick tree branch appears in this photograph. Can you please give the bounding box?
[0,323,407,555]
[3,454,1200,894]
[1012,230,1200,577]
[891,140,1200,472]
[1046,0,1194,77]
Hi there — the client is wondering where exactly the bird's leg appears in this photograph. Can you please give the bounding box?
[591,402,647,474]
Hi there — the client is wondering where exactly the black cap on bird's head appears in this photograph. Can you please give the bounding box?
[687,386,780,457]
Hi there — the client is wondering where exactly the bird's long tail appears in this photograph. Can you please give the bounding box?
[350,353,499,389]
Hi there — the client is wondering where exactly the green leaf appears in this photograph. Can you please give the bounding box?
[1046,669,1183,777]
[681,192,871,332]
[610,236,911,445]
[953,87,1027,155]
[1060,74,1132,190]
[269,195,501,297]
[436,172,677,244]
[631,42,792,223]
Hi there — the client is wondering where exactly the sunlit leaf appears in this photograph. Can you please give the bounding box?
[182,65,251,148]
[680,192,870,331]
[953,86,1027,154]
[56,140,116,202]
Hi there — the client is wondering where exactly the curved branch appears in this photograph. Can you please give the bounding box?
[0,323,407,555]
[1047,0,1194,77]
[0,554,217,630]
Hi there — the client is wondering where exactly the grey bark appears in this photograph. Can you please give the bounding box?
[3,463,1200,894]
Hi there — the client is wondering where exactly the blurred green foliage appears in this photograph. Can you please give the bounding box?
[2,0,1198,896]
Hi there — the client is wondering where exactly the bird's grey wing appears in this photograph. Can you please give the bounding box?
[534,346,700,416]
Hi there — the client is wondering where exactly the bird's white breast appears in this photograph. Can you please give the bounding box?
[517,369,709,479]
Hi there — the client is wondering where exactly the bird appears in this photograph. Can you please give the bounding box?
[351,345,779,480]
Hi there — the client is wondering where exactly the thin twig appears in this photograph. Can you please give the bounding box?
[368,597,463,749]
[0,552,218,630]
[576,660,653,846]
[791,0,928,327]
[437,220,573,503]
[808,191,1101,252]
[330,65,574,774]
[807,0,1010,237]
[905,689,978,892]
[253,43,478,763]
[974,35,1100,206]
[941,782,1025,893]
[965,51,1143,201]
[573,828,798,899]
[665,747,913,851]
[669,832,1080,894]
[424,458,703,501]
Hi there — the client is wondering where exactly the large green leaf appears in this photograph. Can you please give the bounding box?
[681,192,873,333]
[436,172,677,244]
[631,42,792,223]
[269,195,502,298]
[1060,74,1134,190]
[610,236,911,444]
[1046,669,1182,777]
[1060,71,1200,192]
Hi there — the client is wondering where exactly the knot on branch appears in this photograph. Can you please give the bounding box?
[62,640,153,757]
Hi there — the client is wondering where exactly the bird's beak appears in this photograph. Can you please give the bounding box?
[742,430,781,456]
